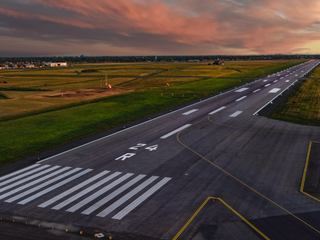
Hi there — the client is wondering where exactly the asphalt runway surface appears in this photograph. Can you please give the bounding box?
[1,60,320,240]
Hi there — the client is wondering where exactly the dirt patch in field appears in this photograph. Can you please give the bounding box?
[31,89,132,100]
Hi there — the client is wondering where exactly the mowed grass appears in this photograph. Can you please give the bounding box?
[0,60,305,165]
[271,79,320,126]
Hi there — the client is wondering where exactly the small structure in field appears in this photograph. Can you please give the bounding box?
[44,62,68,67]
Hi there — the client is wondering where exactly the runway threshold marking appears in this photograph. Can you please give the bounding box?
[300,141,320,203]
[182,109,198,115]
[208,106,226,115]
[160,124,192,139]
[172,197,269,240]
[174,117,320,237]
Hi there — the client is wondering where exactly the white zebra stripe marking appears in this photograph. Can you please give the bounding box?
[0,164,40,182]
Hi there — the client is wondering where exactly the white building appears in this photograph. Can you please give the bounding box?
[44,62,68,67]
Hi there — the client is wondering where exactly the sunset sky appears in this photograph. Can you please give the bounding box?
[1,0,320,56]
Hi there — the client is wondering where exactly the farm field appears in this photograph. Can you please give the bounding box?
[271,65,320,126]
[0,60,304,165]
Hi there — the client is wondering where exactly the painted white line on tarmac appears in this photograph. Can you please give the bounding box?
[182,109,198,115]
[208,106,226,115]
[264,84,271,87]
[273,80,278,83]
[160,124,192,139]
[234,88,249,93]
[53,172,125,210]
[253,89,261,93]
[229,111,243,117]
[269,88,281,93]
[112,177,171,220]
[0,164,40,182]
[285,80,290,82]
[96,176,158,217]
[263,80,268,82]
[81,174,146,215]
[38,170,110,208]
[18,169,92,205]
[235,96,247,102]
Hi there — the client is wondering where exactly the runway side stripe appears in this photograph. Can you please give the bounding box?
[0,165,51,187]
[160,124,192,139]
[52,172,123,210]
[18,169,93,205]
[66,173,133,213]
[0,166,65,198]
[234,88,249,93]
[253,89,261,93]
[208,106,226,115]
[96,176,159,217]
[0,164,40,182]
[182,109,198,115]
[235,96,247,102]
[112,177,171,220]
[82,174,146,215]
[4,168,81,203]
[229,111,243,118]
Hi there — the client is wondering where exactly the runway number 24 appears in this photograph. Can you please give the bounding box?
[115,143,158,161]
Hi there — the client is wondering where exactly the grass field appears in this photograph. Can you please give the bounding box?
[271,63,320,126]
[0,60,305,165]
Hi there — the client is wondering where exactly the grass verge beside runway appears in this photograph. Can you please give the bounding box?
[271,78,320,127]
[0,60,305,166]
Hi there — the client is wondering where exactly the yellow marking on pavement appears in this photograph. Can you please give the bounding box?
[300,142,320,203]
[172,197,269,240]
[175,121,320,236]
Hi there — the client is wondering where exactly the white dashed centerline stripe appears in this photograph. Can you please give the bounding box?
[234,88,249,93]
[253,89,261,93]
[230,111,243,118]
[273,80,278,83]
[52,172,124,210]
[38,170,110,208]
[269,88,281,93]
[0,165,51,187]
[263,80,268,82]
[235,96,247,102]
[96,176,159,217]
[82,174,146,215]
[0,164,40,182]
[285,80,290,82]
[112,177,171,220]
[160,124,192,139]
[18,169,93,205]
[182,109,198,115]
[4,168,81,203]
[264,84,271,87]
[208,106,226,115]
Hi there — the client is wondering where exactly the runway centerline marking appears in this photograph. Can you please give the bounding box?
[182,109,198,115]
[234,88,249,93]
[229,111,243,117]
[253,89,261,93]
[264,84,271,87]
[208,106,226,115]
[269,88,281,93]
[235,96,247,102]
[160,124,192,139]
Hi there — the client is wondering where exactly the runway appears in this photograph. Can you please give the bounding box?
[1,60,320,239]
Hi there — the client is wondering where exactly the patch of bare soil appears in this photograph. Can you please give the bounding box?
[31,89,132,100]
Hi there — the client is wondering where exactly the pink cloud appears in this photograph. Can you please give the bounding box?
[0,0,320,54]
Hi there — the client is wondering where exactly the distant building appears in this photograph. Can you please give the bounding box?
[44,62,68,67]
[24,64,34,68]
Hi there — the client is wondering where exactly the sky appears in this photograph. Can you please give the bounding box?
[0,0,320,57]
